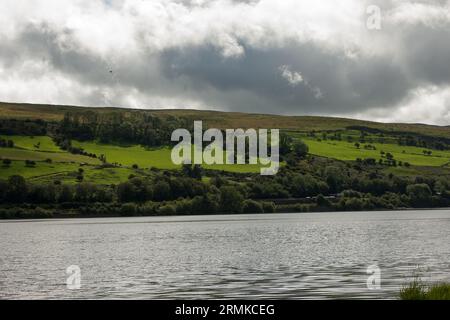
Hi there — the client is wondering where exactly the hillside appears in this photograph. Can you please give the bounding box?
[1,101,450,219]
[1,100,450,183]
[1,101,450,138]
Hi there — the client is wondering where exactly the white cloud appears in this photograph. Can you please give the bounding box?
[279,65,304,86]
[353,85,450,126]
[387,2,450,27]
[279,65,324,99]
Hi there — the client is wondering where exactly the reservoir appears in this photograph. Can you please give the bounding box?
[1,210,449,299]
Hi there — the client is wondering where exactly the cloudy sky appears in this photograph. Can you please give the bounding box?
[0,0,449,125]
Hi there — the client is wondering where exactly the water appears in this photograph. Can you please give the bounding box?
[0,210,449,299]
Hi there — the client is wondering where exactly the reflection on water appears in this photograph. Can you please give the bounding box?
[0,210,449,299]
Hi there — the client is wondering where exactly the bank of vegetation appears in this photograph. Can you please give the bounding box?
[400,278,450,300]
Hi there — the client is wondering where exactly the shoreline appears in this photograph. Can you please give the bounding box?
[1,206,449,221]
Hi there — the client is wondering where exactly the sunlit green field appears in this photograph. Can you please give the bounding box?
[0,147,100,164]
[0,159,144,185]
[28,165,143,185]
[2,131,450,184]
[1,135,63,152]
[300,138,450,167]
[73,140,268,173]
[0,135,272,183]
[0,161,79,180]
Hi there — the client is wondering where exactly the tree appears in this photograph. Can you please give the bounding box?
[192,164,202,180]
[0,179,8,203]
[120,203,137,216]
[407,183,432,207]
[279,133,293,155]
[74,182,96,202]
[211,175,225,188]
[291,174,321,197]
[219,186,244,213]
[153,181,171,201]
[7,175,27,203]
[25,160,36,167]
[191,194,219,214]
[316,194,331,207]
[158,204,177,215]
[434,180,448,194]
[324,166,345,194]
[262,202,276,213]
[285,153,298,167]
[58,184,74,202]
[117,181,136,202]
[95,187,114,203]
[242,199,263,213]
[293,140,309,158]
[182,164,202,179]
[28,184,56,203]
[129,177,152,201]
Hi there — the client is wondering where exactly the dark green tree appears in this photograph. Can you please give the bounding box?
[219,186,244,213]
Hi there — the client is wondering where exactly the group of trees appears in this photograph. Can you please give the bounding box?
[0,119,50,136]
[58,111,192,147]
[0,138,14,148]
[245,156,450,208]
[398,135,449,151]
[0,172,278,218]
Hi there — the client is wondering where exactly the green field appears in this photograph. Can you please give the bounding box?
[296,137,450,167]
[0,135,271,183]
[2,132,449,185]
[0,161,79,179]
[1,135,63,152]
[31,165,143,185]
[73,140,269,173]
[0,160,145,185]
[0,147,100,164]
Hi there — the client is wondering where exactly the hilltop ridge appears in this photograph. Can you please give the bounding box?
[1,101,449,138]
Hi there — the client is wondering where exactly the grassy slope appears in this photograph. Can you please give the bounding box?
[72,140,266,173]
[2,101,450,138]
[0,147,100,164]
[1,135,63,152]
[30,166,143,185]
[1,101,450,183]
[0,161,79,179]
[301,138,450,167]
[0,135,265,183]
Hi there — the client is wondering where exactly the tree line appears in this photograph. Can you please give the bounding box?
[1,154,449,219]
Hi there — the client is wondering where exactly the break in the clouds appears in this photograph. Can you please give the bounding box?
[0,0,449,125]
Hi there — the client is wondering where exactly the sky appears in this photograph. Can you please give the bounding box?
[0,0,449,125]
